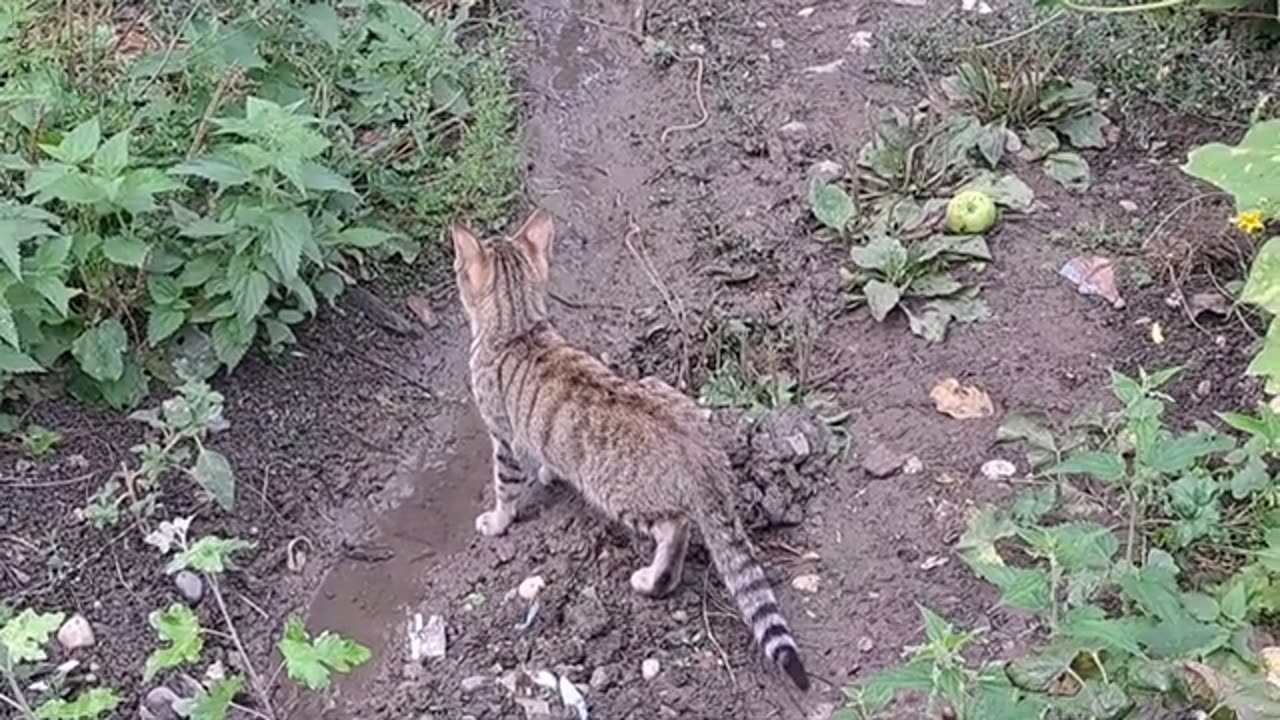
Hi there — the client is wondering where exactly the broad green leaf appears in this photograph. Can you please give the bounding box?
[34,688,121,719]
[338,227,394,249]
[1183,119,1280,212]
[1137,617,1228,658]
[1181,592,1220,622]
[118,169,185,214]
[956,504,1018,565]
[92,131,129,178]
[71,319,127,382]
[808,181,857,233]
[857,659,935,708]
[863,279,901,322]
[1044,152,1090,192]
[266,208,310,282]
[278,616,372,691]
[1117,550,1184,623]
[193,448,236,512]
[918,605,954,646]
[1230,456,1271,500]
[211,316,255,369]
[177,254,221,287]
[1142,431,1232,474]
[186,675,245,720]
[0,215,59,279]
[1005,643,1078,691]
[1219,580,1248,623]
[1059,606,1148,657]
[1048,451,1125,483]
[0,609,64,662]
[27,275,80,317]
[102,235,149,268]
[231,267,270,324]
[144,604,202,680]
[1046,522,1118,571]
[296,3,340,49]
[313,271,345,305]
[970,562,1051,613]
[1241,237,1280,315]
[147,306,185,347]
[849,235,906,271]
[1058,681,1132,720]
[430,74,471,116]
[42,117,101,164]
[959,172,1035,213]
[165,536,255,575]
[0,297,16,347]
[169,157,252,186]
[977,121,1005,167]
[95,359,149,411]
[1055,112,1107,149]
[1011,485,1056,523]
[300,162,356,195]
[1021,127,1059,161]
[0,345,43,373]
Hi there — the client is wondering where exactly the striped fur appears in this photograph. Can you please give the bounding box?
[451,210,809,691]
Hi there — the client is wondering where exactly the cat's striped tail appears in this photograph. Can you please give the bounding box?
[695,495,810,691]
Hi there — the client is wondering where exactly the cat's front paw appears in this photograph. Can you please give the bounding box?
[475,509,513,537]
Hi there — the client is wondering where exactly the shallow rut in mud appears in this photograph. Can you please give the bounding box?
[293,1,1241,718]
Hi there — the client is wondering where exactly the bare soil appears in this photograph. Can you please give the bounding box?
[1,0,1264,719]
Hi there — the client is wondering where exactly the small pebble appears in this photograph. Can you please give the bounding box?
[460,675,489,694]
[857,637,874,653]
[671,610,689,623]
[902,456,924,475]
[791,574,821,594]
[778,120,808,139]
[809,160,843,183]
[980,459,1017,480]
[797,6,816,17]
[143,687,180,720]
[1119,199,1139,213]
[590,666,613,691]
[861,444,905,478]
[175,571,203,604]
[770,38,786,50]
[518,575,546,601]
[642,658,661,681]
[56,614,95,651]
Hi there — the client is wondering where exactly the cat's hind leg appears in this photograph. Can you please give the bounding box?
[629,517,691,598]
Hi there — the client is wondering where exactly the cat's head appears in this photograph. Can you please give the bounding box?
[450,209,554,335]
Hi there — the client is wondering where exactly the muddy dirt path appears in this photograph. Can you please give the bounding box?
[292,1,1240,718]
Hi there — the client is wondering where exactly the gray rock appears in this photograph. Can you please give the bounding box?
[56,615,95,651]
[174,571,203,604]
[779,120,808,139]
[861,444,905,478]
[460,675,489,694]
[589,666,613,691]
[143,687,181,720]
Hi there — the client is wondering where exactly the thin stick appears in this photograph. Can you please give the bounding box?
[701,567,738,689]
[970,10,1066,51]
[207,574,275,718]
[659,57,708,144]
[622,213,690,387]
[187,64,238,157]
[135,1,202,98]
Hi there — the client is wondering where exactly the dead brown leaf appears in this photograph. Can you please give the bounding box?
[1059,256,1124,309]
[406,296,439,329]
[930,378,994,419]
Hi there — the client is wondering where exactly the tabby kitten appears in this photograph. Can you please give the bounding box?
[451,210,809,691]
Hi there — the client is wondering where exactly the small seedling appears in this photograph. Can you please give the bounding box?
[19,424,59,459]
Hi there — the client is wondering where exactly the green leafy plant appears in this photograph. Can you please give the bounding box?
[81,379,235,528]
[840,233,992,342]
[1183,120,1279,395]
[0,0,518,417]
[0,609,120,719]
[17,423,59,458]
[143,517,371,719]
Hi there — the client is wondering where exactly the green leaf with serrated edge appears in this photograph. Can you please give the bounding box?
[265,208,310,282]
[102,234,149,268]
[300,162,356,195]
[808,181,857,233]
[856,659,935,708]
[92,131,129,178]
[193,448,236,512]
[185,675,244,720]
[1048,451,1125,483]
[144,604,202,680]
[296,3,340,49]
[42,117,100,164]
[0,609,64,662]
[278,616,372,690]
[1059,605,1148,657]
[1137,617,1228,658]
[1141,431,1232,474]
[34,687,121,719]
[1011,485,1056,523]
[71,319,127,382]
[338,227,395,249]
[1181,592,1220,622]
[956,504,1017,565]
[211,316,255,369]
[1219,580,1247,624]
[168,157,252,186]
[0,216,58,280]
[147,306,185,347]
[969,562,1051,613]
[165,536,255,575]
[1005,643,1079,691]
[1117,550,1183,623]
[1183,120,1280,212]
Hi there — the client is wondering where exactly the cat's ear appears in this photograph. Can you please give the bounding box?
[513,209,554,278]
[451,221,490,293]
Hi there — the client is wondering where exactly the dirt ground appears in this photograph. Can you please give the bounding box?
[1,0,1264,719]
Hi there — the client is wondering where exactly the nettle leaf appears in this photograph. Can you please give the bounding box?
[147,306,186,347]
[184,675,245,720]
[1044,152,1090,192]
[0,214,59,280]
[338,227,395,249]
[430,74,471,116]
[169,157,253,186]
[1138,617,1228,658]
[211,316,256,369]
[42,117,101,165]
[265,208,311,282]
[0,609,65,662]
[808,181,857,233]
[278,616,372,691]
[33,687,121,720]
[102,235,149,268]
[1011,485,1057,524]
[857,659,935,708]
[971,562,1052,613]
[300,162,357,196]
[1006,643,1078,691]
[165,536,255,575]
[230,266,270,325]
[1241,237,1280,315]
[1059,605,1148,657]
[1183,119,1280,212]
[296,3,340,49]
[71,318,128,382]
[863,279,901,322]
[0,345,43,373]
[144,604,202,680]
[1048,451,1126,483]
[193,448,236,512]
[92,131,130,178]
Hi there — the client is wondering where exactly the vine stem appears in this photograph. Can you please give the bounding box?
[1062,0,1188,13]
[2,659,32,718]
[206,573,276,719]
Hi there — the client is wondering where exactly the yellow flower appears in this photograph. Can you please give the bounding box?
[1234,209,1266,235]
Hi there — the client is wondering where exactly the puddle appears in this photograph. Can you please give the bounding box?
[304,407,490,696]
